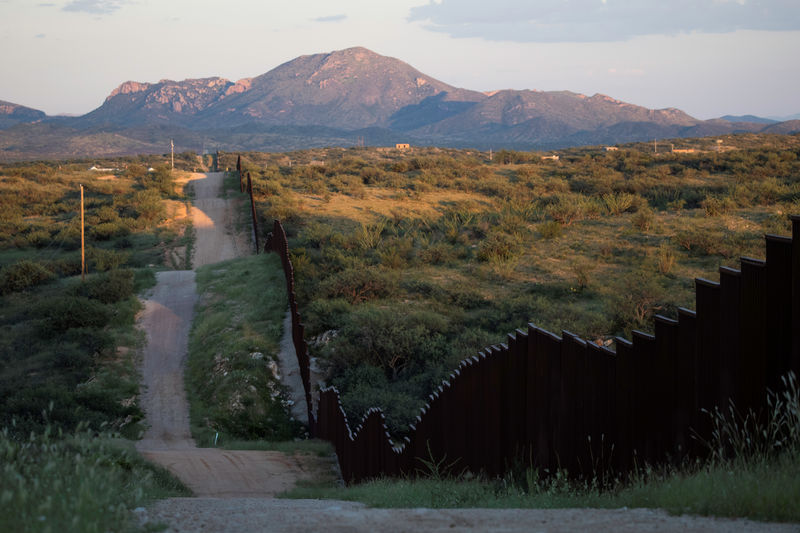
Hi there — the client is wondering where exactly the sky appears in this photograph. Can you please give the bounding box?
[0,0,798,120]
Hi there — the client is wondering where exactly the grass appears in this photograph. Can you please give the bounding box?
[283,453,800,521]
[0,424,190,533]
[185,253,301,445]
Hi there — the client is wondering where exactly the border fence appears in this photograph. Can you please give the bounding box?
[266,214,800,484]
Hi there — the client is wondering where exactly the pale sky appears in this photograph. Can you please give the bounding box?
[0,0,798,120]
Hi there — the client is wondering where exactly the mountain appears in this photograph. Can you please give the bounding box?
[0,100,47,129]
[768,113,800,122]
[79,77,244,127]
[719,114,778,125]
[2,47,800,159]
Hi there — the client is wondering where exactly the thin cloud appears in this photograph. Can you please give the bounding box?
[62,0,129,15]
[408,0,800,42]
[313,14,347,23]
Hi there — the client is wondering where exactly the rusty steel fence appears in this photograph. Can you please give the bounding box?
[266,216,800,484]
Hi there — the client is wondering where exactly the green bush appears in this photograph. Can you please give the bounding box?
[76,269,135,304]
[538,220,562,240]
[90,221,130,240]
[477,233,518,263]
[87,247,129,272]
[319,267,398,304]
[41,296,112,334]
[0,260,55,294]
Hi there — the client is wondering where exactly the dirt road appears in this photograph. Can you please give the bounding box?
[136,172,322,497]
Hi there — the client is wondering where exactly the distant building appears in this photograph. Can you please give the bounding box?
[395,143,410,150]
[541,154,560,161]
[604,146,618,151]
[89,165,117,172]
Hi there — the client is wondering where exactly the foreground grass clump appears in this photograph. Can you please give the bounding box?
[186,253,301,445]
[0,424,189,533]
[285,453,800,521]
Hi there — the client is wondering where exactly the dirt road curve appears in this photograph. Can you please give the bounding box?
[138,173,796,531]
[136,172,320,497]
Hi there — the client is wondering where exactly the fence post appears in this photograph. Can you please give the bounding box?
[653,315,678,462]
[765,234,793,390]
[740,258,767,413]
[718,267,741,411]
[247,172,260,254]
[676,308,697,457]
[791,216,800,377]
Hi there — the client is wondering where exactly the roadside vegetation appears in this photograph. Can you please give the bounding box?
[185,254,302,446]
[0,155,198,531]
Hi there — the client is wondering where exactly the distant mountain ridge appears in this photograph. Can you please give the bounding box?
[0,100,46,129]
[1,46,799,159]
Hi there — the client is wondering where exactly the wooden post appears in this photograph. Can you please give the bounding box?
[80,184,85,281]
[247,172,260,254]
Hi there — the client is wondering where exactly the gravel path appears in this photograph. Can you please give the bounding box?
[138,499,798,533]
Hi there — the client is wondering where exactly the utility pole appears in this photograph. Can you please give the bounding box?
[171,139,175,170]
[654,139,658,154]
[80,184,85,282]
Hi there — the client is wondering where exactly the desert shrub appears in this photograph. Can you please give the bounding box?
[703,195,736,217]
[131,189,165,226]
[656,242,676,275]
[632,206,655,232]
[305,298,352,335]
[90,221,130,241]
[477,233,518,263]
[538,220,562,240]
[602,192,637,215]
[26,228,52,248]
[323,305,451,382]
[0,260,55,294]
[356,220,387,249]
[674,228,718,255]
[76,269,135,304]
[319,267,398,304]
[40,296,112,334]
[608,269,668,333]
[546,194,589,225]
[140,164,174,195]
[87,247,129,272]
[418,242,456,265]
[447,286,486,310]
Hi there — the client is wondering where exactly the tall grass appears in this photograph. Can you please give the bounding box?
[0,423,189,533]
